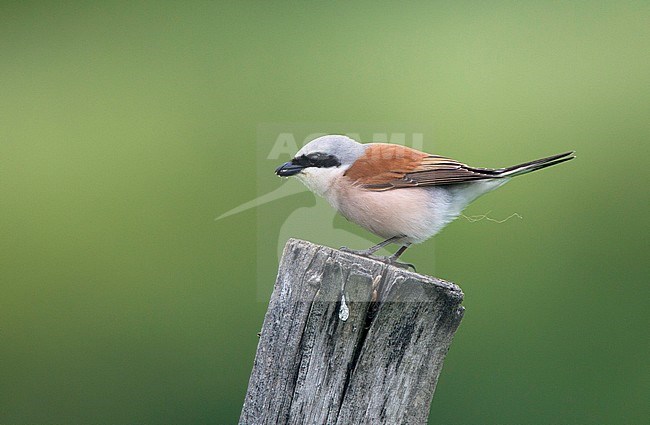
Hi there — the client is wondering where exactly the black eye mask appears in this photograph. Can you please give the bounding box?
[292,152,341,169]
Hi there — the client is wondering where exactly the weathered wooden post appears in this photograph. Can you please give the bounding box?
[240,239,464,425]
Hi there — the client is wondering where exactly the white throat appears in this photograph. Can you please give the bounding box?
[296,167,347,197]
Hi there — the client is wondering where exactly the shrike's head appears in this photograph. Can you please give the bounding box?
[275,135,365,196]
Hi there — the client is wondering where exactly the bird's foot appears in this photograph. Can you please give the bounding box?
[340,247,416,272]
[380,257,417,272]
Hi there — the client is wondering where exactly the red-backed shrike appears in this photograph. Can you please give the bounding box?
[275,135,574,267]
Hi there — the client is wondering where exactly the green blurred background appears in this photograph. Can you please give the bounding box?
[1,1,648,424]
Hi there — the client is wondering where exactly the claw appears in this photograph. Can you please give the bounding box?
[380,257,416,272]
[340,239,416,271]
[393,261,417,272]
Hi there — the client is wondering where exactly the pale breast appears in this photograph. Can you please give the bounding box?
[325,177,457,243]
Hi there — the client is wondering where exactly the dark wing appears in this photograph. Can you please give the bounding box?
[367,155,503,190]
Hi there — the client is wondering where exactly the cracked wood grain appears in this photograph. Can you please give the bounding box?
[240,239,464,425]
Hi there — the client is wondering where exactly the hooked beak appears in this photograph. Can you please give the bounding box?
[275,162,304,177]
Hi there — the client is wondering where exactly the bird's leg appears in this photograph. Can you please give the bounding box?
[341,238,417,271]
[340,235,404,257]
[385,244,417,272]
[389,244,410,261]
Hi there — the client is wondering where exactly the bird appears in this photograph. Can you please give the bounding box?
[275,135,574,268]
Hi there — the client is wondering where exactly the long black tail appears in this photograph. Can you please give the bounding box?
[498,151,575,177]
